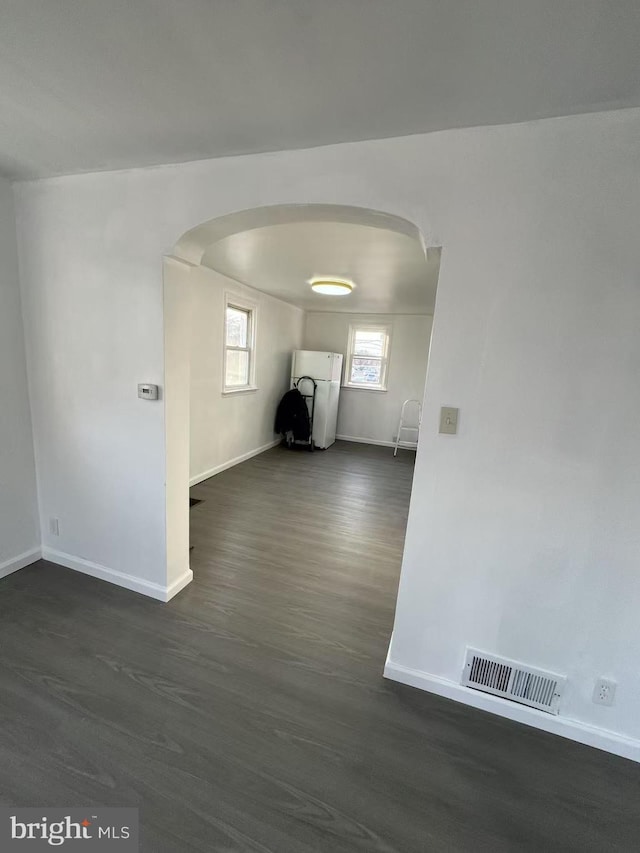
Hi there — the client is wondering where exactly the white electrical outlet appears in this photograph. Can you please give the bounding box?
[49,517,59,536]
[593,677,616,706]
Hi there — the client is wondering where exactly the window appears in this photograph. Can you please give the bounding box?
[223,297,256,393]
[345,323,391,390]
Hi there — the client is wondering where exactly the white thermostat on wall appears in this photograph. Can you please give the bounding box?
[138,383,159,400]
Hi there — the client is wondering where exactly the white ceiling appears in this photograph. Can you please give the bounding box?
[2,1,640,179]
[201,221,440,314]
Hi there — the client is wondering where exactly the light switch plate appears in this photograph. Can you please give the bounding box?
[439,406,459,435]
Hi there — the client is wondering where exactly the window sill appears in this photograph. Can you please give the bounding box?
[342,384,388,393]
[222,386,259,396]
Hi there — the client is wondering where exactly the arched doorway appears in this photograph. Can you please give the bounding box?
[163,203,439,602]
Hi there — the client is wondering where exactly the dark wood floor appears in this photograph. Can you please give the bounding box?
[1,441,639,851]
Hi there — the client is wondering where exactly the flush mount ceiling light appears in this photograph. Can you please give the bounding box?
[309,277,354,296]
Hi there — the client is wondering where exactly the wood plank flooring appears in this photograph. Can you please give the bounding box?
[1,441,639,851]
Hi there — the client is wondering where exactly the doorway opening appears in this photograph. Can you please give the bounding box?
[164,204,441,647]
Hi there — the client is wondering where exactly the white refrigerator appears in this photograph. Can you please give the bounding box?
[291,350,343,449]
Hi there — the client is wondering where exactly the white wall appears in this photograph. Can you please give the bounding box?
[0,177,39,575]
[14,107,640,758]
[16,174,168,598]
[304,312,432,446]
[190,265,303,483]
[163,256,194,598]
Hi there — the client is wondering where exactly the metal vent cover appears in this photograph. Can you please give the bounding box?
[461,648,566,715]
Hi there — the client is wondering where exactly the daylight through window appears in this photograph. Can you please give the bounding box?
[345,324,391,390]
[224,300,255,391]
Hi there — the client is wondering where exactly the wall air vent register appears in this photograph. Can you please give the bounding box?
[461,648,566,715]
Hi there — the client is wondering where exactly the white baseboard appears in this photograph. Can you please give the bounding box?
[0,547,42,580]
[42,547,193,603]
[190,439,281,486]
[166,568,194,601]
[384,657,640,764]
[336,434,396,448]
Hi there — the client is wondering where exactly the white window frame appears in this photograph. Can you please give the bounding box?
[222,293,258,395]
[344,322,392,391]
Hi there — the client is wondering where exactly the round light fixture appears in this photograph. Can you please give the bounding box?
[310,277,354,296]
